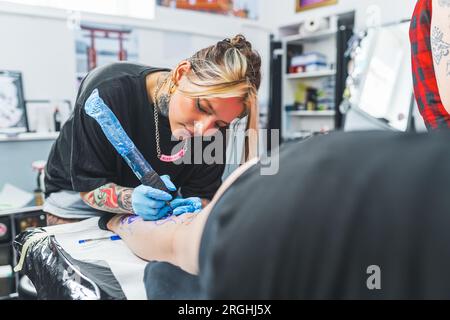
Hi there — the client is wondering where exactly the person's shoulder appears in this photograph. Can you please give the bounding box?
[92,62,170,79]
[99,61,153,75]
[79,62,170,96]
[83,62,151,86]
[76,63,149,102]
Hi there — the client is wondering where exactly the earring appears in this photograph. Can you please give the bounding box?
[169,80,177,95]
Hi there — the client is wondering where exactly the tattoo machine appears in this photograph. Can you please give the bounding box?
[84,89,176,197]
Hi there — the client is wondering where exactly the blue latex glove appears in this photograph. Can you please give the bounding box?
[170,197,202,216]
[131,175,177,221]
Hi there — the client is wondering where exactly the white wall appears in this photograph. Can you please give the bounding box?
[262,0,416,32]
[0,0,418,132]
[0,2,271,192]
[0,2,271,106]
[0,0,419,128]
[0,10,77,102]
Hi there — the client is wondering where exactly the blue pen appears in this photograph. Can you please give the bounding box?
[78,235,122,244]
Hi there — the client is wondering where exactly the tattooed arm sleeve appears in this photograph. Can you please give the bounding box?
[80,183,134,214]
[431,0,450,112]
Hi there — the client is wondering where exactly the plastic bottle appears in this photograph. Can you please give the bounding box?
[34,171,44,206]
[54,107,61,132]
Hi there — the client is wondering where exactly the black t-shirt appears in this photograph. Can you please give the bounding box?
[198,130,450,299]
[45,62,225,199]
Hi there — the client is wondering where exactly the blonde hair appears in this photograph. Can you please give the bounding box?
[176,34,261,162]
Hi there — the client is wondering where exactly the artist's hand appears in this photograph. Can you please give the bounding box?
[170,197,202,216]
[131,175,176,221]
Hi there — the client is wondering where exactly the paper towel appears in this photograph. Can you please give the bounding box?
[300,18,329,35]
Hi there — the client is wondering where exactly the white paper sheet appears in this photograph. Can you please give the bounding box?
[45,217,148,300]
[0,183,34,211]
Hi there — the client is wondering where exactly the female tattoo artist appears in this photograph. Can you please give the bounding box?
[44,35,261,225]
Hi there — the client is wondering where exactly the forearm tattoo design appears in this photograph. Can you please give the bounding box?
[86,183,134,214]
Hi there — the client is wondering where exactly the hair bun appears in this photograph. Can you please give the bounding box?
[190,34,261,91]
[230,34,252,51]
[225,35,261,90]
[220,35,252,52]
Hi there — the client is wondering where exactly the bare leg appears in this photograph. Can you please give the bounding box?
[105,213,198,264]
[103,158,260,273]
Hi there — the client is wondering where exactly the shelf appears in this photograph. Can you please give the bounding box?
[281,14,342,137]
[286,69,336,79]
[283,131,314,140]
[0,206,43,217]
[287,110,336,116]
[283,28,338,44]
[0,132,59,142]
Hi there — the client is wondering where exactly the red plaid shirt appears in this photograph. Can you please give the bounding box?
[410,0,450,129]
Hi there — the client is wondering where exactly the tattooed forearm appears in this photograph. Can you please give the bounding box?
[81,183,134,214]
[117,189,133,212]
[431,26,450,65]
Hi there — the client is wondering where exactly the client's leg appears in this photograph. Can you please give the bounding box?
[105,213,199,269]
[104,157,260,274]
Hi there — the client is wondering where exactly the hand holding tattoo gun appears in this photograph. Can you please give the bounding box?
[132,175,202,220]
[85,89,202,221]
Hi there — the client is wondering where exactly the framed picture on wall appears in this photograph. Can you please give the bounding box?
[157,0,259,20]
[0,71,28,134]
[26,100,72,133]
[296,0,338,12]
